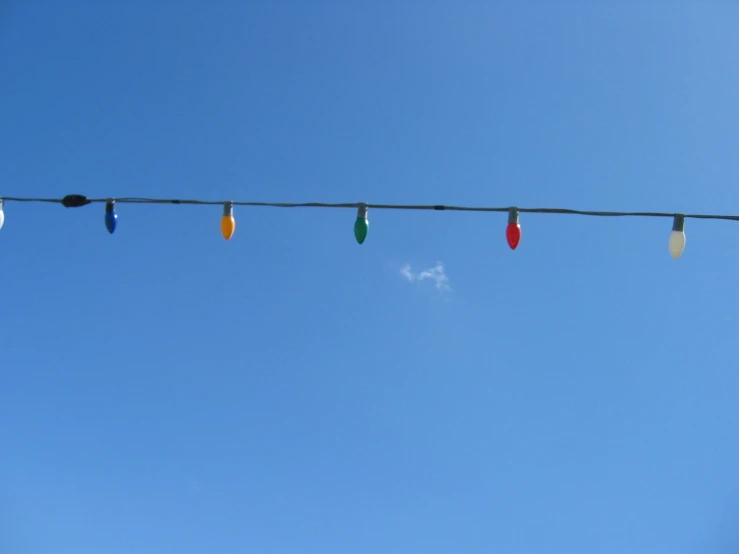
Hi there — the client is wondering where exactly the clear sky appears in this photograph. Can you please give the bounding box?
[2,2,739,553]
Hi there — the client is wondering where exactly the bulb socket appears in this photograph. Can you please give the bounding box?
[105,200,115,213]
[508,207,520,225]
[223,201,234,217]
[672,214,685,233]
[357,202,368,220]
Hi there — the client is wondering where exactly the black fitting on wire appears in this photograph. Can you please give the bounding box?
[61,194,91,208]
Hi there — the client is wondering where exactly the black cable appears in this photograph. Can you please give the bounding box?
[2,195,738,222]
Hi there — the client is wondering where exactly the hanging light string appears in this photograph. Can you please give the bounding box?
[2,195,739,220]
[0,194,736,258]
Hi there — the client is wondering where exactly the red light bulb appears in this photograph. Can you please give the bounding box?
[506,222,521,250]
[506,207,521,250]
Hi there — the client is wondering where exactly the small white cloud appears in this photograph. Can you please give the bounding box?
[399,262,451,292]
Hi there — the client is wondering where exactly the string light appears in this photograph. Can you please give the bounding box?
[506,207,521,250]
[221,202,235,240]
[669,214,686,260]
[354,203,368,244]
[1,196,735,259]
[105,200,117,234]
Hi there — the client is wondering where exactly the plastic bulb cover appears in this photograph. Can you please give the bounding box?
[105,211,117,234]
[506,223,521,250]
[668,230,686,259]
[221,215,235,240]
[0,208,4,231]
[354,217,369,244]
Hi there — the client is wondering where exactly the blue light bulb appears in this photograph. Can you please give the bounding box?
[105,200,117,234]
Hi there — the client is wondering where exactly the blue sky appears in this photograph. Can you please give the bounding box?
[2,2,739,553]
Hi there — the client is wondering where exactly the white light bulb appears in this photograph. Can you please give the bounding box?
[669,231,685,259]
[668,214,686,259]
[0,199,4,231]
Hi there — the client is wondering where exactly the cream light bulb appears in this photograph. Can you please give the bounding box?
[668,214,686,260]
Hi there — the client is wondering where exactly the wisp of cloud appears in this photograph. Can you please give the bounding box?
[400,262,451,292]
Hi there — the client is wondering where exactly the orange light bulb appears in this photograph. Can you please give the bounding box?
[221,202,235,240]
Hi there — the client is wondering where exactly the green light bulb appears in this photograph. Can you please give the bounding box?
[354,203,369,244]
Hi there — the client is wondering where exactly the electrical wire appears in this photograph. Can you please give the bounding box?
[2,195,739,222]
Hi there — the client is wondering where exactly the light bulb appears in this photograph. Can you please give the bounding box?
[354,203,369,244]
[506,207,521,250]
[221,202,235,240]
[668,214,686,259]
[0,199,4,231]
[104,200,117,234]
